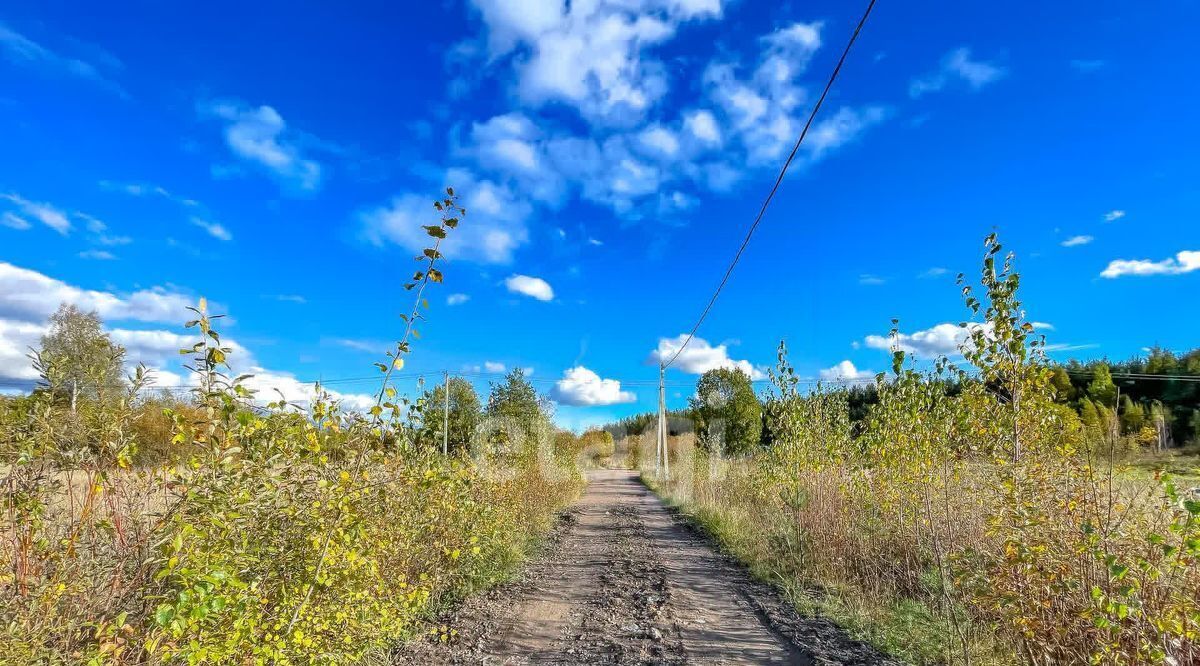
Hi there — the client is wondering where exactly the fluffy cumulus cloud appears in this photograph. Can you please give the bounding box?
[240,368,375,412]
[0,261,196,325]
[863,322,971,358]
[475,19,879,213]
[818,360,875,383]
[909,47,1006,98]
[447,293,470,306]
[504,274,554,301]
[201,100,322,191]
[362,168,531,264]
[464,360,508,373]
[0,263,201,385]
[0,318,45,383]
[864,321,1074,361]
[646,334,764,379]
[363,4,886,265]
[1061,235,1093,247]
[0,262,374,408]
[552,365,636,406]
[683,109,721,144]
[469,0,722,125]
[1100,250,1200,279]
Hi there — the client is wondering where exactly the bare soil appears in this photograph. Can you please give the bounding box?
[393,469,900,665]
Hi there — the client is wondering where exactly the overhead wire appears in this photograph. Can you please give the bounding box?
[663,0,879,370]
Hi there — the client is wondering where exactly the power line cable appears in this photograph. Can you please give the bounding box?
[664,0,878,370]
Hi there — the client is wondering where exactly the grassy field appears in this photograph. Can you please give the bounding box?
[628,385,1200,666]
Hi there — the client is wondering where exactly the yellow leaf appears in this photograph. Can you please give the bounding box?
[393,357,405,370]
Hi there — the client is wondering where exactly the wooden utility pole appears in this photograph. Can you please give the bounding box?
[443,371,450,456]
[657,363,669,478]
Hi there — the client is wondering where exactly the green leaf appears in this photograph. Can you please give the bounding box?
[154,604,175,626]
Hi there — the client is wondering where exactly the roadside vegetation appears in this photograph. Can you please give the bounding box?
[631,234,1200,665]
[0,189,585,664]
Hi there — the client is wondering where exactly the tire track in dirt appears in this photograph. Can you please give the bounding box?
[393,469,899,665]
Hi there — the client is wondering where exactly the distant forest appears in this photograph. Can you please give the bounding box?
[607,346,1200,448]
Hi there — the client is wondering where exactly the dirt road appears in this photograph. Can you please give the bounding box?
[395,469,897,665]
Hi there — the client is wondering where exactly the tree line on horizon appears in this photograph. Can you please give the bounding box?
[606,345,1200,454]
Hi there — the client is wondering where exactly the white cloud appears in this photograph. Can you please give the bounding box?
[505,274,554,301]
[859,274,886,285]
[333,338,382,353]
[0,261,197,325]
[100,180,202,211]
[0,262,377,409]
[464,360,508,374]
[1100,250,1200,279]
[78,249,116,260]
[0,318,45,383]
[552,365,636,406]
[646,334,764,379]
[107,328,213,370]
[240,368,375,412]
[469,0,721,125]
[97,234,132,246]
[1061,235,1093,247]
[0,21,127,97]
[919,267,950,278]
[864,322,970,358]
[637,125,681,158]
[0,194,72,234]
[703,22,883,166]
[190,217,233,241]
[201,100,322,191]
[1104,209,1126,222]
[864,321,1059,361]
[683,109,721,144]
[104,181,170,198]
[1,212,31,230]
[362,168,531,264]
[805,106,887,158]
[449,15,883,225]
[910,47,1005,98]
[447,293,470,306]
[472,113,542,173]
[818,360,874,383]
[77,213,106,233]
[587,237,604,246]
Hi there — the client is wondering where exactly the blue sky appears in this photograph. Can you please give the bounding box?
[2,0,1197,430]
